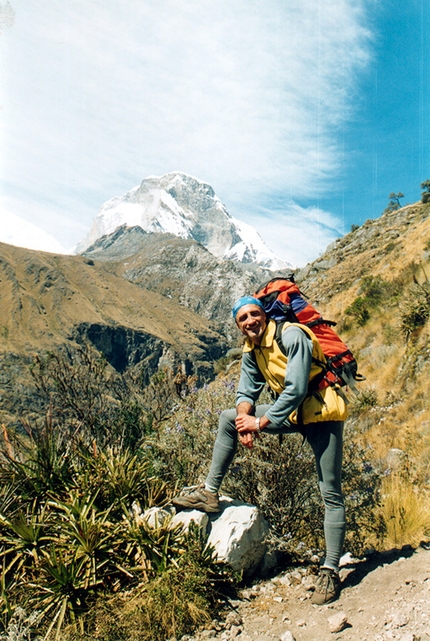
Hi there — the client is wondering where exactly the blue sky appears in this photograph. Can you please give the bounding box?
[0,0,429,266]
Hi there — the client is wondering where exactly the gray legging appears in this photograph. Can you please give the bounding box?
[205,405,345,571]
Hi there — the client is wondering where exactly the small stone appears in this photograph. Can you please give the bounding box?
[301,575,315,590]
[273,596,283,603]
[328,611,348,633]
[289,571,303,585]
[280,631,296,641]
[229,625,241,638]
[391,613,410,628]
[225,612,242,627]
[339,552,357,566]
[296,619,306,627]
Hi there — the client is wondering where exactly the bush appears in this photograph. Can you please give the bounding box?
[344,276,397,327]
[380,474,430,548]
[29,345,149,450]
[63,524,235,641]
[345,297,370,326]
[0,351,237,638]
[145,376,240,485]
[400,283,430,340]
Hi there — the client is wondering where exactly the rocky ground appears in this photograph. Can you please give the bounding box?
[188,544,430,641]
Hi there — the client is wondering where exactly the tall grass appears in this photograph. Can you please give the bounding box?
[380,475,430,548]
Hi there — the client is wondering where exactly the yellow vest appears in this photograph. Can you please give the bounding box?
[243,320,348,425]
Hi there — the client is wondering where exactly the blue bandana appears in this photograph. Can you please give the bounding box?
[232,296,265,320]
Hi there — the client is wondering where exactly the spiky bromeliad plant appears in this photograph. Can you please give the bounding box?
[0,417,206,639]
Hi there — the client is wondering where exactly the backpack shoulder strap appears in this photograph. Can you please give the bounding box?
[275,321,325,365]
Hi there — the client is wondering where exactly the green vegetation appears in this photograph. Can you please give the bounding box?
[421,179,430,203]
[384,191,404,214]
[0,352,234,640]
[399,281,430,340]
[344,275,397,327]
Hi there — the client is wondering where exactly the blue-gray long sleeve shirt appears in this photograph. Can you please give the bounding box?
[236,324,313,428]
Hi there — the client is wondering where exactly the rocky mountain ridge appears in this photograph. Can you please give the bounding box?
[76,172,291,271]
[82,224,291,328]
[296,200,430,310]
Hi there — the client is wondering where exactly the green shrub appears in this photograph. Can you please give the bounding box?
[345,296,370,326]
[349,388,378,415]
[344,276,397,327]
[64,524,235,641]
[400,283,430,340]
[0,351,238,639]
[29,345,148,450]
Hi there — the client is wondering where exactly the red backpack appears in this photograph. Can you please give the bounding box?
[254,276,364,392]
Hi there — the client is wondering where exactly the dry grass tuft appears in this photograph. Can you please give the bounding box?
[379,475,430,549]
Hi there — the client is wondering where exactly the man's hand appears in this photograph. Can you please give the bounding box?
[238,431,254,449]
[236,414,262,450]
[236,414,260,433]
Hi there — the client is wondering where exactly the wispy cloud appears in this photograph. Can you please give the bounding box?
[1,0,372,262]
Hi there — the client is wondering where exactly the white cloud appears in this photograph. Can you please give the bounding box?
[244,203,344,268]
[0,0,372,262]
[0,206,69,253]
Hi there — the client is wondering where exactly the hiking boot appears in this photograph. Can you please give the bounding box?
[311,568,341,605]
[172,485,220,513]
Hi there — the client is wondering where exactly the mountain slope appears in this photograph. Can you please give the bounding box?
[76,172,291,270]
[0,241,226,368]
[295,200,430,330]
[81,225,292,330]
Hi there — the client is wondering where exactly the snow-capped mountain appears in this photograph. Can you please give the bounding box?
[0,209,68,254]
[76,172,292,270]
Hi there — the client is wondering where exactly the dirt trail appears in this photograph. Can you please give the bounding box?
[191,544,430,641]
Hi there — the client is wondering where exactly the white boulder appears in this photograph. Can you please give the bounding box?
[141,496,269,576]
[207,496,269,576]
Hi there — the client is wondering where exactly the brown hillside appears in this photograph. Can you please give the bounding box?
[0,241,224,357]
[298,200,430,315]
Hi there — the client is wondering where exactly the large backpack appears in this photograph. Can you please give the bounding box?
[253,275,364,392]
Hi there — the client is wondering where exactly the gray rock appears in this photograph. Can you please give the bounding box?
[139,505,176,528]
[327,611,348,633]
[171,509,209,532]
[225,612,243,628]
[386,448,406,470]
[207,497,269,576]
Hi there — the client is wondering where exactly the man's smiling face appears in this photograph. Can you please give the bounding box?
[235,304,267,345]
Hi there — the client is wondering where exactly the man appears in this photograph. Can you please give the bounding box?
[173,296,347,605]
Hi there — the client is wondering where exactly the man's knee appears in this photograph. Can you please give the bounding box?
[218,409,237,437]
[319,484,344,511]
